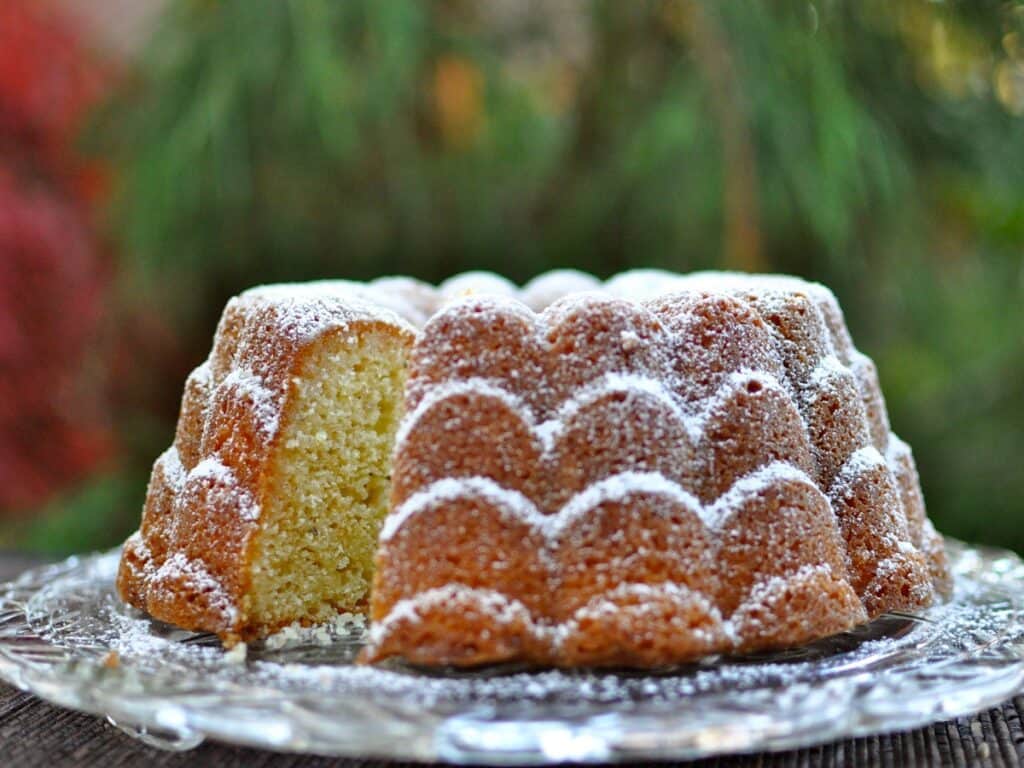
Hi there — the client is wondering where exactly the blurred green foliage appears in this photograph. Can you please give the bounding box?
[12,0,1023,555]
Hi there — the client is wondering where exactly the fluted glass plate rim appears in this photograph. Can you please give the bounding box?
[0,538,1022,763]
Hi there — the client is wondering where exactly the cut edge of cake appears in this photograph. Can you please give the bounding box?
[117,282,416,643]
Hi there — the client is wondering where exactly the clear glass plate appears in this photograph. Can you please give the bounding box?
[1,539,1023,763]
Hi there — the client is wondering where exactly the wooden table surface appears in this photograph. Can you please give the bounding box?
[2,553,1023,767]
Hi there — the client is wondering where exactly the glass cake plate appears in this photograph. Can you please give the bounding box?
[1,539,1023,763]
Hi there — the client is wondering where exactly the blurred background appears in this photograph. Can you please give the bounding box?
[1,0,1021,556]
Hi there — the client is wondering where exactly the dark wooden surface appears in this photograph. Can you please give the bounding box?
[2,554,1023,767]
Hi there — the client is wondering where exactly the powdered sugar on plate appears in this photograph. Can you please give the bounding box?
[3,542,1023,761]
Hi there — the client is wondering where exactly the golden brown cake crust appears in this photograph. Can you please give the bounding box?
[117,283,417,642]
[117,270,949,664]
[365,271,950,667]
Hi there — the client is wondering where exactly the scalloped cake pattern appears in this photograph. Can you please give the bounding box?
[117,270,948,666]
[365,275,949,666]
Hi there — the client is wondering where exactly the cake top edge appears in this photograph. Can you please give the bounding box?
[230,269,839,330]
[236,269,833,295]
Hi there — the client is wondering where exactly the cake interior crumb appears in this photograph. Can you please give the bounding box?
[245,327,407,634]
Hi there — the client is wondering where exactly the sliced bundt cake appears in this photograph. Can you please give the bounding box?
[118,270,948,665]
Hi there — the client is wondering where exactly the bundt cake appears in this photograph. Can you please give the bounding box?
[117,270,949,666]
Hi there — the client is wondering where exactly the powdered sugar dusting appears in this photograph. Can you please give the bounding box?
[546,372,690,448]
[369,586,540,647]
[558,472,706,527]
[152,552,239,625]
[380,477,542,543]
[189,455,234,483]
[375,461,868,659]
[439,271,519,302]
[373,269,944,664]
[562,582,731,646]
[521,269,603,310]
[190,359,213,388]
[220,367,282,437]
[832,445,887,490]
[11,544,1014,762]
[158,446,186,491]
[707,461,818,526]
[184,456,259,521]
[239,280,418,342]
[807,355,848,389]
[395,378,533,448]
[120,268,944,661]
[383,466,778,547]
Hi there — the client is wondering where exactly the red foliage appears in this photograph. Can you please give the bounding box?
[0,1,110,204]
[0,1,115,514]
[0,169,114,510]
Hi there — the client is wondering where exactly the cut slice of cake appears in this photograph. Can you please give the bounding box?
[117,283,416,643]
